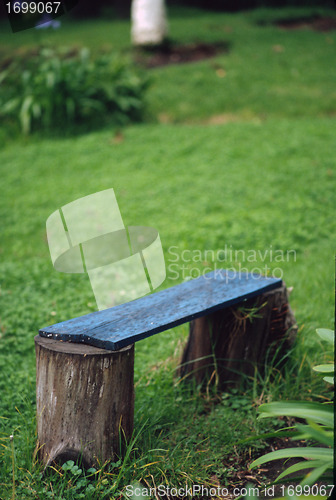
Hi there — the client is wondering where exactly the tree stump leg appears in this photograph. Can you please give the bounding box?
[35,336,134,468]
[180,283,297,390]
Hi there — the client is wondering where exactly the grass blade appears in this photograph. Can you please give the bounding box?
[258,401,333,427]
[250,447,333,469]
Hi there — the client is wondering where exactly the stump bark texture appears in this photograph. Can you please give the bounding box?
[180,283,297,389]
[35,336,134,468]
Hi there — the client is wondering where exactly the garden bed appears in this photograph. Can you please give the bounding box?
[134,41,230,68]
[276,15,336,31]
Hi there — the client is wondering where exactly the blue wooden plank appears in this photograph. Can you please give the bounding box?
[39,270,282,351]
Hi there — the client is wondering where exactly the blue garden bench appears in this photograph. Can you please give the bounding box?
[39,269,281,350]
[35,269,293,468]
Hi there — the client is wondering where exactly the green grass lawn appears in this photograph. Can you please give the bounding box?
[0,5,335,499]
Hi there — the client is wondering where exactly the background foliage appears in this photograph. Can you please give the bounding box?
[0,47,148,134]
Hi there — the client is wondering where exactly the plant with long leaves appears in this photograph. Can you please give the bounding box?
[249,328,334,487]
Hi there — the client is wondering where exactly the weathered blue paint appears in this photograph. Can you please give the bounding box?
[39,270,282,351]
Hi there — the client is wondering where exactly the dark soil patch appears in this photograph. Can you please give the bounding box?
[134,41,230,69]
[1,41,230,72]
[276,16,336,32]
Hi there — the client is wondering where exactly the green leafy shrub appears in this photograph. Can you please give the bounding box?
[0,47,149,135]
[249,328,334,487]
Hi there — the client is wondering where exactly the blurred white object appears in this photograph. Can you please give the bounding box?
[131,0,168,46]
[36,14,61,29]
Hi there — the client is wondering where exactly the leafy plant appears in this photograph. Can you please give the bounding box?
[312,328,335,385]
[249,328,334,487]
[0,47,149,134]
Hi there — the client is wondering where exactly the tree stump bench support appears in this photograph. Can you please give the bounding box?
[180,283,297,389]
[34,338,134,468]
[37,269,296,467]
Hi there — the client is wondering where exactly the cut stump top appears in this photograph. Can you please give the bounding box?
[39,270,282,351]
